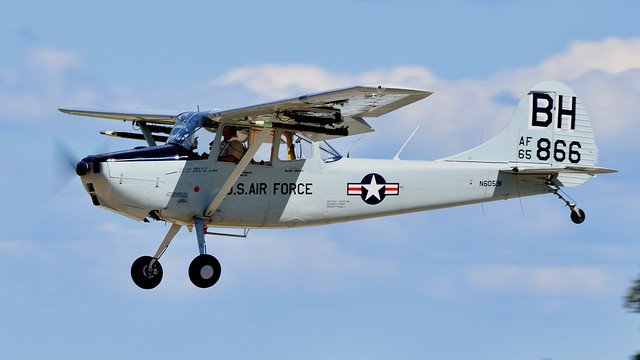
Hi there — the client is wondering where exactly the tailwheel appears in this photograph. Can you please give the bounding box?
[188,254,221,288]
[131,256,163,289]
[570,207,586,224]
[549,183,586,224]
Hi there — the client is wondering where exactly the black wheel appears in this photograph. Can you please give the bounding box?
[188,254,221,288]
[131,256,163,289]
[570,208,586,224]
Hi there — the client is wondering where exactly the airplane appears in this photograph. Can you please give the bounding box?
[59,80,616,290]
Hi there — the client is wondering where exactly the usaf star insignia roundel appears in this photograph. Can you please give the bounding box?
[347,173,399,205]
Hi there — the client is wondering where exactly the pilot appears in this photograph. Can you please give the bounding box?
[218,126,245,163]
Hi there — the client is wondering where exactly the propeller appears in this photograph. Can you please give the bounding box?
[52,139,80,192]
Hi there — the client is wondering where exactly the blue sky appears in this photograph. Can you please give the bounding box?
[1,0,640,359]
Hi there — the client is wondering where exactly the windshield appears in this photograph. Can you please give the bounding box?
[166,111,207,150]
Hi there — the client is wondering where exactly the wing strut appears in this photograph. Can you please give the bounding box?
[138,122,157,147]
[203,129,271,218]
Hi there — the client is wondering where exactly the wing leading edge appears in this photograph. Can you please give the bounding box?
[58,107,182,125]
[59,85,432,140]
[208,85,432,140]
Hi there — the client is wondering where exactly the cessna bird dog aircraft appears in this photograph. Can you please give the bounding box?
[60,81,615,289]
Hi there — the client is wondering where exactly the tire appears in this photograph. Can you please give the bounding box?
[188,254,221,288]
[570,208,586,224]
[131,256,163,289]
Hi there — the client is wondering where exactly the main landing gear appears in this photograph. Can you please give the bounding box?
[549,183,586,224]
[130,219,221,290]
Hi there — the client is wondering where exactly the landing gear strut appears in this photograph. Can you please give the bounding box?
[189,218,221,288]
[130,219,222,289]
[549,183,586,224]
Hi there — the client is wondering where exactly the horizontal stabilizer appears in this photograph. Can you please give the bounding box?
[500,165,617,175]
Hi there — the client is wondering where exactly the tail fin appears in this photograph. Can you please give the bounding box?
[440,81,600,186]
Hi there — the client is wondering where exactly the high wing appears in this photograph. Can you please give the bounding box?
[58,107,182,125]
[208,85,432,140]
[59,85,432,141]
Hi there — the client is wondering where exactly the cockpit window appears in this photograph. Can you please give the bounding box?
[278,132,303,161]
[164,113,343,164]
[166,111,207,150]
[250,130,274,165]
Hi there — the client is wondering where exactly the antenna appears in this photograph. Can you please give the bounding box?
[479,126,486,217]
[393,125,420,160]
[515,129,525,216]
[346,136,364,158]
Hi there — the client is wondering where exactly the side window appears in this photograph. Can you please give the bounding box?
[277,132,295,161]
[278,132,312,161]
[295,135,313,160]
[250,130,274,165]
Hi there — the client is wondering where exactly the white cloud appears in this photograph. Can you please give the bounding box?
[488,38,640,93]
[211,65,441,97]
[6,37,638,155]
[2,225,397,298]
[0,239,37,256]
[24,47,84,77]
[207,37,640,156]
[539,37,640,78]
[211,64,357,99]
[0,68,19,85]
[420,37,640,153]
[215,232,398,294]
[570,70,640,143]
[466,264,613,296]
[0,47,97,120]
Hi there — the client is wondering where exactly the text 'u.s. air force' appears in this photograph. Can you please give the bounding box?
[227,182,313,196]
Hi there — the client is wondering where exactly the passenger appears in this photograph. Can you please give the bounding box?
[218,126,245,163]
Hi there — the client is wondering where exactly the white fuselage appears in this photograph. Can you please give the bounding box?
[80,144,548,229]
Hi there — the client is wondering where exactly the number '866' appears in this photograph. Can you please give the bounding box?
[536,138,581,163]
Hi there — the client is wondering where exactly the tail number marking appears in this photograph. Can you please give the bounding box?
[519,136,581,163]
[531,93,577,131]
[524,93,582,163]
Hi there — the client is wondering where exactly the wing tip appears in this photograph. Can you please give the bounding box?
[360,83,432,96]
